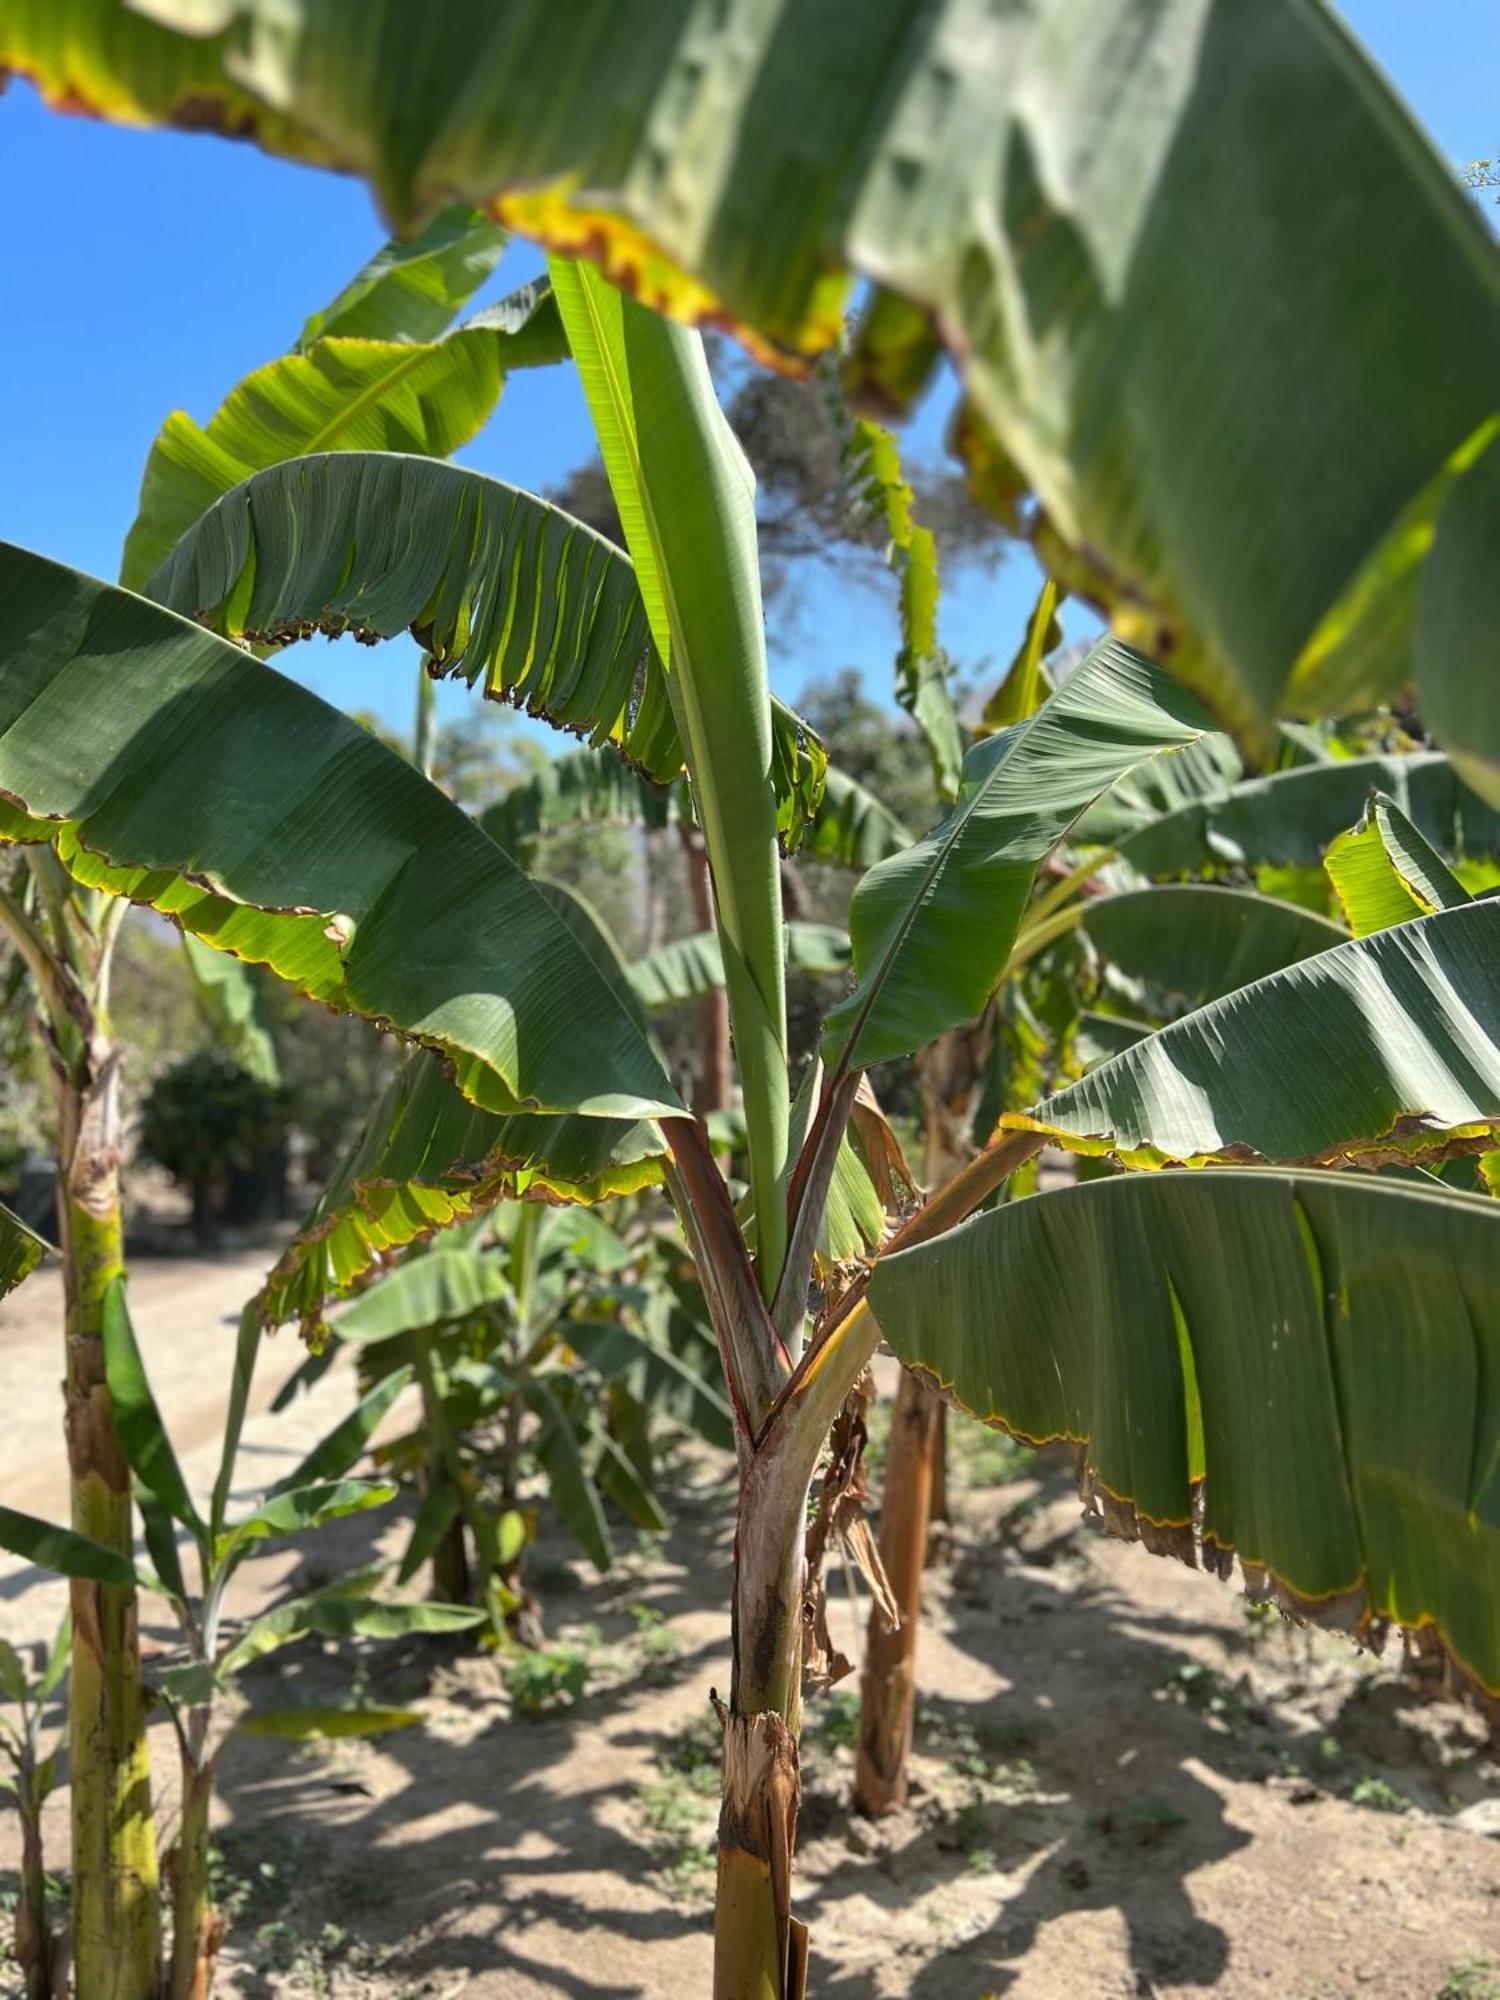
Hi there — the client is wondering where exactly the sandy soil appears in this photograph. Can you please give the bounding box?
[0,1252,1496,1999]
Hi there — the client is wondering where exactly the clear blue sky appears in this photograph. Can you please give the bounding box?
[0,3,1493,738]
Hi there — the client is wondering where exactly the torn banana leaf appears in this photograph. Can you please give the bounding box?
[260,1048,662,1336]
[0,543,681,1139]
[14,3,1500,782]
[1012,901,1500,1169]
[148,450,825,838]
[868,1168,1500,1695]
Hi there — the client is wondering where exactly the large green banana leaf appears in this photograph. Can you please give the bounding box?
[1078,885,1345,1010]
[12,4,1500,785]
[822,638,1212,1073]
[147,449,824,833]
[629,924,850,1012]
[260,1048,663,1334]
[867,1168,1500,1694]
[1122,753,1500,877]
[1076,731,1244,843]
[121,211,564,588]
[550,256,792,1295]
[1013,901,1500,1169]
[0,1203,48,1297]
[0,543,681,1127]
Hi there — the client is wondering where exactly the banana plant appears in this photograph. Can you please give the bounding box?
[309,1203,732,1638]
[98,1277,479,2000]
[4,260,1500,2000]
[0,199,559,2000]
[0,1611,71,2000]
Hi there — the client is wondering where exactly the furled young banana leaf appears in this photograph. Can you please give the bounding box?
[12,2,1500,785]
[1324,792,1472,938]
[629,925,851,1013]
[0,544,682,1141]
[1122,753,1500,878]
[1012,901,1500,1169]
[1078,885,1345,1010]
[550,256,794,1293]
[867,1168,1500,1694]
[147,449,824,835]
[121,210,564,587]
[823,638,1213,1073]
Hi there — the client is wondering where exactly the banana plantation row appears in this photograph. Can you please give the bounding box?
[0,5,1496,1998]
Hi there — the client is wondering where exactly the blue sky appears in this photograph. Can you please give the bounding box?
[0,3,1494,739]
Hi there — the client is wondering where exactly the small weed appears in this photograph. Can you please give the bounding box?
[951,1419,1035,1494]
[640,1715,721,1901]
[1349,1774,1411,1816]
[1439,1960,1500,2000]
[809,1689,860,1754]
[627,1604,682,1684]
[504,1644,591,1715]
[1157,1657,1233,1718]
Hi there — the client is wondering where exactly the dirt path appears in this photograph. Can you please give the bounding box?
[0,1258,1496,1998]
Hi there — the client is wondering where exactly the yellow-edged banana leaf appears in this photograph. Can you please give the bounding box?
[1011,901,1500,1169]
[0,543,681,1127]
[12,3,1500,784]
[1078,885,1345,1009]
[1122,753,1500,877]
[549,256,793,1292]
[147,449,825,832]
[0,1203,48,1297]
[260,1047,663,1335]
[822,637,1212,1073]
[866,1168,1500,1695]
[629,924,850,1013]
[1324,792,1472,938]
[121,211,563,588]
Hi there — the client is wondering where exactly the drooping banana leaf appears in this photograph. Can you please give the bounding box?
[1324,792,1472,938]
[0,544,682,1135]
[331,1249,513,1345]
[181,931,280,1084]
[481,748,680,861]
[14,2,1500,782]
[867,1168,1500,1694]
[1011,901,1500,1169]
[146,449,824,835]
[629,924,851,1013]
[260,1047,662,1335]
[1122,753,1500,878]
[482,749,903,875]
[121,211,561,588]
[550,255,794,1294]
[1078,885,1346,1010]
[800,766,913,872]
[1075,730,1244,843]
[822,638,1213,1073]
